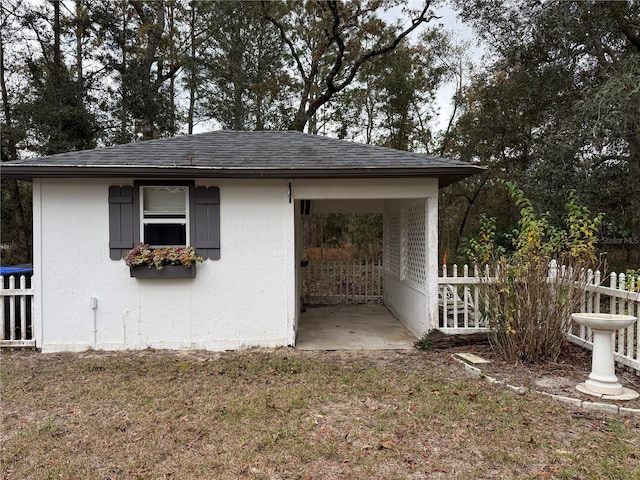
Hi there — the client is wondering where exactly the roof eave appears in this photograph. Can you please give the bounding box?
[2,165,484,185]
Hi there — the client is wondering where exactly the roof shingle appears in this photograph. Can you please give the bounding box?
[2,130,482,186]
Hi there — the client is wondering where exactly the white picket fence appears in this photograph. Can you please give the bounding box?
[303,261,383,305]
[3,263,638,372]
[438,263,640,374]
[1,275,36,348]
[569,269,640,374]
[438,264,489,333]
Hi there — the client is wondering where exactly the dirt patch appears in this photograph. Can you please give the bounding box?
[443,342,640,410]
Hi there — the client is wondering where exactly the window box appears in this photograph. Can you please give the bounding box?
[130,264,197,279]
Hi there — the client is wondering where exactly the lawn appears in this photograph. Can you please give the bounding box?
[1,348,639,479]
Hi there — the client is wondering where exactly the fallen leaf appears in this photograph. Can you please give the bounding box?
[378,440,396,450]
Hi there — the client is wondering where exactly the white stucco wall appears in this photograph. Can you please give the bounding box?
[32,178,295,352]
[382,195,439,337]
[383,276,428,336]
[31,176,439,352]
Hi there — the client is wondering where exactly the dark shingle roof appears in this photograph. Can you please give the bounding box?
[2,130,482,186]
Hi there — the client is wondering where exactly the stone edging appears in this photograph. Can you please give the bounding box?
[454,356,640,417]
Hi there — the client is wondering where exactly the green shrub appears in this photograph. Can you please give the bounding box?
[415,332,432,350]
[625,269,639,292]
[469,182,603,363]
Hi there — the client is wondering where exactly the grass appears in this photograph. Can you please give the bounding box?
[2,348,639,479]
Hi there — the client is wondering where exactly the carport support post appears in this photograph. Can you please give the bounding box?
[32,180,44,349]
[425,196,439,331]
[287,182,298,346]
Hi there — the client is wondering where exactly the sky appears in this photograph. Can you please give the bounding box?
[417,2,484,133]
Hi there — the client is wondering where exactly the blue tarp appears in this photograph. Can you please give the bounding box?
[0,265,33,276]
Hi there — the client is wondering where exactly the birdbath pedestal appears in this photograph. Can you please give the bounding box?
[571,313,639,400]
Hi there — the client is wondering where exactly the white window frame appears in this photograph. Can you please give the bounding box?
[139,185,190,247]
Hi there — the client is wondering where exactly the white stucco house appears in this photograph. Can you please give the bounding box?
[3,131,482,352]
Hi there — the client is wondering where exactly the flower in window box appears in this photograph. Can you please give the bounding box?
[124,243,204,270]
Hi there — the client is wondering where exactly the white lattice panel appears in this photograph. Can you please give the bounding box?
[384,211,400,275]
[402,201,426,290]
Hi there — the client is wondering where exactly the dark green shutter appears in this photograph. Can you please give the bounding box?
[193,186,220,260]
[108,186,134,260]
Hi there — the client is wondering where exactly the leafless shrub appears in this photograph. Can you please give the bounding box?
[481,255,597,363]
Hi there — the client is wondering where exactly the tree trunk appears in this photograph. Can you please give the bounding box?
[119,3,128,142]
[75,0,84,87]
[289,112,308,132]
[187,4,196,134]
[0,34,30,263]
[168,3,176,136]
[453,174,488,256]
[52,0,61,72]
[52,0,63,140]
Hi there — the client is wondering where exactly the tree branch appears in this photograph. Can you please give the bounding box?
[335,1,434,93]
[260,1,308,84]
[324,0,345,95]
[303,1,435,130]
[606,2,640,53]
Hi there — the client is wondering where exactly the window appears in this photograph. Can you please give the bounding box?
[109,183,220,261]
[140,186,189,247]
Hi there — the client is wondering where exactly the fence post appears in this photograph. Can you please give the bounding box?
[8,275,16,341]
[441,264,447,328]
[548,259,558,281]
[617,272,627,356]
[358,261,361,302]
[586,269,594,314]
[365,259,369,303]
[473,265,480,327]
[451,264,459,328]
[376,260,384,303]
[610,272,617,314]
[618,273,628,313]
[332,263,336,304]
[462,264,469,328]
[19,275,27,340]
[594,270,601,314]
[0,276,4,341]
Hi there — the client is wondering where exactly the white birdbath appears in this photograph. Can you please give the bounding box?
[571,313,639,400]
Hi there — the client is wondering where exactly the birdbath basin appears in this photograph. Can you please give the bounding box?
[572,313,637,331]
[571,313,639,399]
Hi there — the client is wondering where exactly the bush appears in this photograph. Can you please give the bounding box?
[415,332,431,350]
[470,182,603,363]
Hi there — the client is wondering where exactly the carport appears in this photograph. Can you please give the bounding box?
[291,179,442,348]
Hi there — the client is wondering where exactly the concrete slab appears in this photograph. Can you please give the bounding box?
[576,383,640,401]
[453,352,491,365]
[296,304,416,350]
